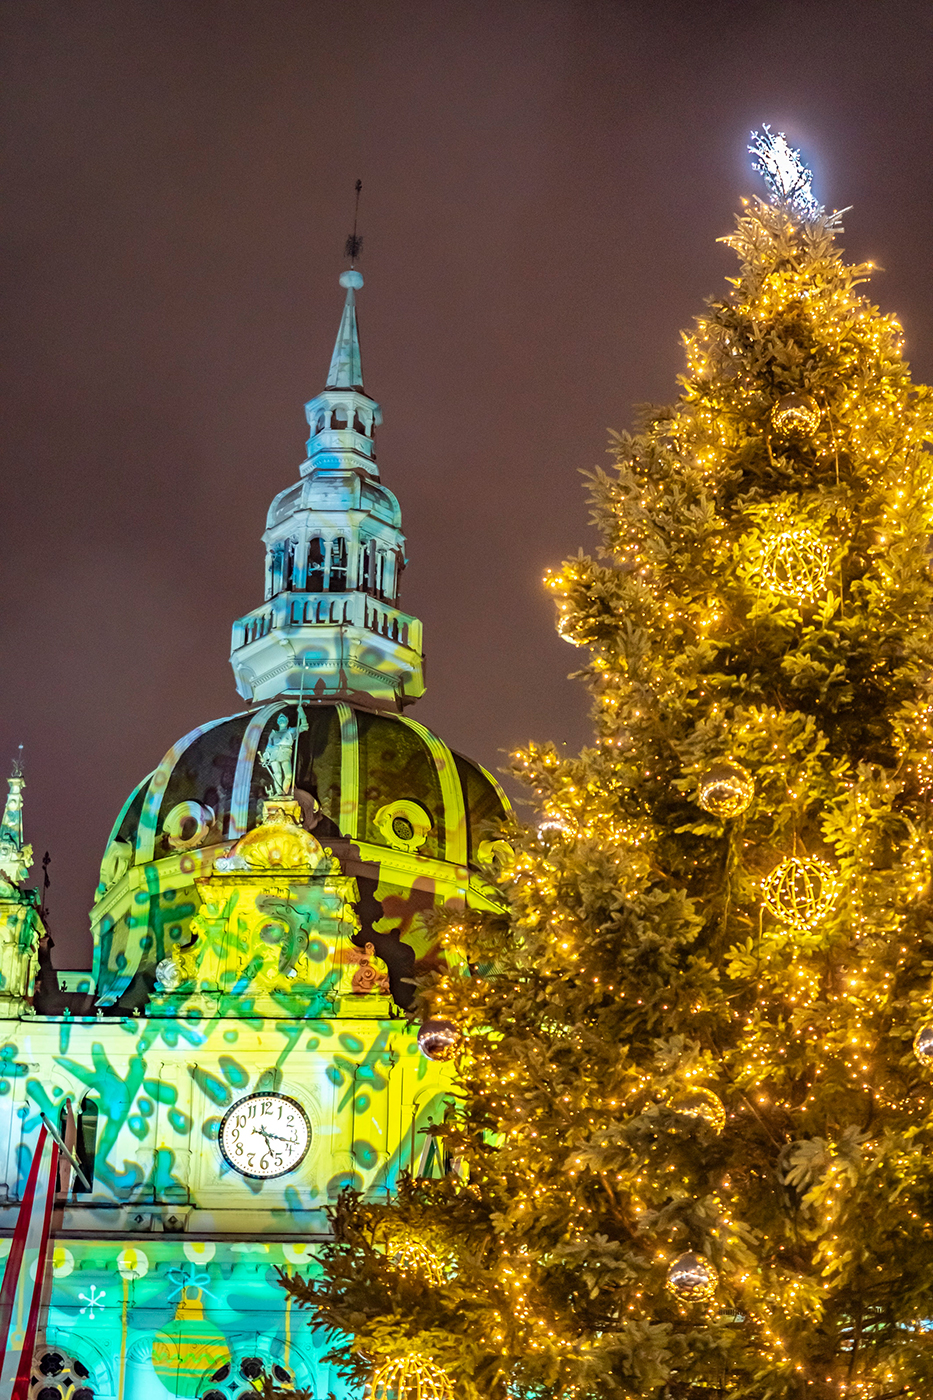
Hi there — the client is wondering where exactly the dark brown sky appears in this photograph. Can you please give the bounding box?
[3,0,933,965]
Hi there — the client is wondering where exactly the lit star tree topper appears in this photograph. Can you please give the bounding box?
[749,124,823,220]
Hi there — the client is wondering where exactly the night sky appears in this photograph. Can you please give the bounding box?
[3,0,933,966]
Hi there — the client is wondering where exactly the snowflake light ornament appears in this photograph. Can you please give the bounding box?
[749,125,823,221]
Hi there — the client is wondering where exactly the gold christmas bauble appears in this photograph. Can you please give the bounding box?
[762,856,839,931]
[371,1355,454,1400]
[666,1251,717,1303]
[771,391,821,436]
[697,760,754,818]
[668,1087,726,1135]
[913,1024,933,1066]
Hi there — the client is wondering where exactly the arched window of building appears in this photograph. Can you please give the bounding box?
[329,537,348,592]
[306,537,324,592]
[315,413,325,433]
[353,409,368,435]
[198,1352,298,1400]
[330,407,348,430]
[284,539,299,591]
[269,540,286,596]
[359,539,375,594]
[75,1096,99,1194]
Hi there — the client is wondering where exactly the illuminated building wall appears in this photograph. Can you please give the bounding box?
[0,270,509,1399]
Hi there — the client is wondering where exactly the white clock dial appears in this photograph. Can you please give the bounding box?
[218,1092,311,1179]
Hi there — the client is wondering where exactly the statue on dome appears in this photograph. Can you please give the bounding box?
[259,709,309,795]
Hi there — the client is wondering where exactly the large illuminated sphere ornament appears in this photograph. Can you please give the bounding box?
[913,1025,933,1067]
[668,1087,726,1135]
[697,760,754,819]
[665,1252,718,1304]
[418,1019,460,1062]
[762,857,839,932]
[371,1355,454,1400]
[758,525,833,603]
[386,1233,448,1286]
[771,391,821,436]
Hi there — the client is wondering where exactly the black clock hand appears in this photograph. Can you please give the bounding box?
[257,1125,298,1146]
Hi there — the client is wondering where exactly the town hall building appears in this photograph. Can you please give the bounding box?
[0,266,510,1398]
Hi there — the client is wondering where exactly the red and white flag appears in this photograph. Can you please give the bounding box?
[0,1121,61,1398]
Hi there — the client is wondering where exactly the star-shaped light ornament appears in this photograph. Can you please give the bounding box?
[749,125,823,221]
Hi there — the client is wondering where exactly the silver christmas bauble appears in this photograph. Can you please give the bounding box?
[666,1251,717,1303]
[417,1020,460,1062]
[913,1025,933,1066]
[771,391,820,436]
[697,761,754,819]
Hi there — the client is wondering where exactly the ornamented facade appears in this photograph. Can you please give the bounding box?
[1,270,509,1398]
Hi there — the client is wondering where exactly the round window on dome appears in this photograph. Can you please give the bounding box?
[374,800,433,853]
[162,801,215,852]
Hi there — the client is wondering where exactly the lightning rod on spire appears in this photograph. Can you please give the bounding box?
[345,179,363,265]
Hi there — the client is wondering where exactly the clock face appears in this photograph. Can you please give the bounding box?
[218,1092,311,1179]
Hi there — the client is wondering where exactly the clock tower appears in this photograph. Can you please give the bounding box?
[0,269,510,1399]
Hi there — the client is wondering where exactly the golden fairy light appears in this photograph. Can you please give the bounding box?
[758,525,833,602]
[697,760,754,818]
[371,1355,455,1400]
[762,856,839,931]
[771,390,821,435]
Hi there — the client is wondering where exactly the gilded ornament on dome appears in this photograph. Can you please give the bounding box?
[771,391,821,436]
[233,799,324,872]
[762,856,839,931]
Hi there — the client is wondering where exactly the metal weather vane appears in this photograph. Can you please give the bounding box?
[345,179,363,265]
[749,125,823,221]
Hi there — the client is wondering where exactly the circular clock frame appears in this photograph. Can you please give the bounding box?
[218,1091,311,1179]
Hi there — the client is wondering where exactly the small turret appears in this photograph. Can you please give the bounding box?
[230,269,425,710]
[0,749,31,895]
[0,752,42,1006]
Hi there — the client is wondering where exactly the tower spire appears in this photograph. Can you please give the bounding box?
[229,246,425,711]
[326,269,365,390]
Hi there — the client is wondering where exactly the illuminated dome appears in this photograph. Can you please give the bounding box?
[103,700,506,874]
[91,699,509,1011]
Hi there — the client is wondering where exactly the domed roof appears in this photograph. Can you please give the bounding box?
[105,700,509,873]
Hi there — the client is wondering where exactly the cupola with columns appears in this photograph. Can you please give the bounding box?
[230,269,425,709]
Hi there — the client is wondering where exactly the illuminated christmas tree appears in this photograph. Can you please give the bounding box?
[288,131,933,1400]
